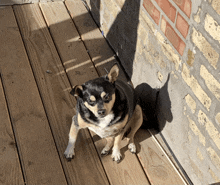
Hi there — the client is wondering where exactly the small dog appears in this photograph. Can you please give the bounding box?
[64,64,143,163]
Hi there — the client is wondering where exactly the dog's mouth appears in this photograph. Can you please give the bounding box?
[91,111,106,118]
[99,114,106,118]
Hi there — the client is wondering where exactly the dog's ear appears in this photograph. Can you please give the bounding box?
[107,63,119,83]
[70,85,83,98]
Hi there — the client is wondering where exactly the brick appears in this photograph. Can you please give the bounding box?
[194,8,201,23]
[156,31,181,70]
[173,0,192,18]
[157,71,163,82]
[200,65,220,101]
[187,49,194,66]
[143,0,160,25]
[204,14,220,44]
[137,24,148,45]
[188,132,192,144]
[212,0,220,15]
[197,148,204,161]
[136,38,143,55]
[161,16,185,55]
[176,13,189,38]
[185,94,196,113]
[192,27,219,69]
[182,63,211,111]
[198,110,220,151]
[188,116,206,146]
[216,113,220,125]
[209,169,220,182]
[140,8,156,33]
[114,0,126,9]
[207,147,220,170]
[155,0,176,22]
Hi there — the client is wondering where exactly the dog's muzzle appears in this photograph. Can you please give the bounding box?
[98,109,106,116]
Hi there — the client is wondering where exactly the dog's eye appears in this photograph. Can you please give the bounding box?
[87,95,96,106]
[88,100,96,106]
[103,94,110,102]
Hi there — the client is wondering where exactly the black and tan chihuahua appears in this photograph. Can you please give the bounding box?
[64,64,143,163]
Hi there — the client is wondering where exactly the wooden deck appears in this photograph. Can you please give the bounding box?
[0,1,187,184]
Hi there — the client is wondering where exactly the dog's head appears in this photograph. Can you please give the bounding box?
[70,64,119,118]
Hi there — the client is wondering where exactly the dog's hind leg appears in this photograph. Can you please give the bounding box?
[101,137,114,156]
[127,105,143,154]
[64,116,79,161]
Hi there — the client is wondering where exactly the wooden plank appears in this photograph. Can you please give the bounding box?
[0,6,67,184]
[0,0,64,6]
[150,129,191,184]
[0,79,24,184]
[61,1,150,184]
[14,3,109,185]
[39,1,98,85]
[65,1,187,184]
[136,129,186,185]
[65,0,128,82]
[90,135,150,185]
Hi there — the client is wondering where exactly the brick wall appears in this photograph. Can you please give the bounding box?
[86,0,220,184]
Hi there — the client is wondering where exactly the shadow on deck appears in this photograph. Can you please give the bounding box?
[0,1,187,184]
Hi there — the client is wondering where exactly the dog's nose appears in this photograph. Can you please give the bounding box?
[98,109,106,116]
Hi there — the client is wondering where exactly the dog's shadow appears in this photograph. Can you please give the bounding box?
[122,74,173,156]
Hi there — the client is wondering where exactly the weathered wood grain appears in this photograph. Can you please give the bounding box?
[64,1,150,184]
[65,1,188,185]
[65,0,128,82]
[40,1,98,85]
[150,129,190,184]
[0,77,24,184]
[0,6,67,184]
[14,3,109,185]
[0,2,189,185]
[0,0,64,6]
[136,129,186,185]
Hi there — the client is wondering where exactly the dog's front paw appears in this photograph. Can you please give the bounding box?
[101,148,110,156]
[64,150,74,161]
[111,149,122,163]
[64,146,75,161]
[101,144,112,156]
[128,143,136,154]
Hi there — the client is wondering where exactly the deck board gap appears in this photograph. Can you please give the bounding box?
[0,2,189,184]
[0,73,26,184]
[12,4,69,183]
[38,2,110,183]
[0,7,32,183]
[149,130,190,184]
[86,127,112,184]
[62,2,101,77]
[14,3,108,184]
[80,2,130,80]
